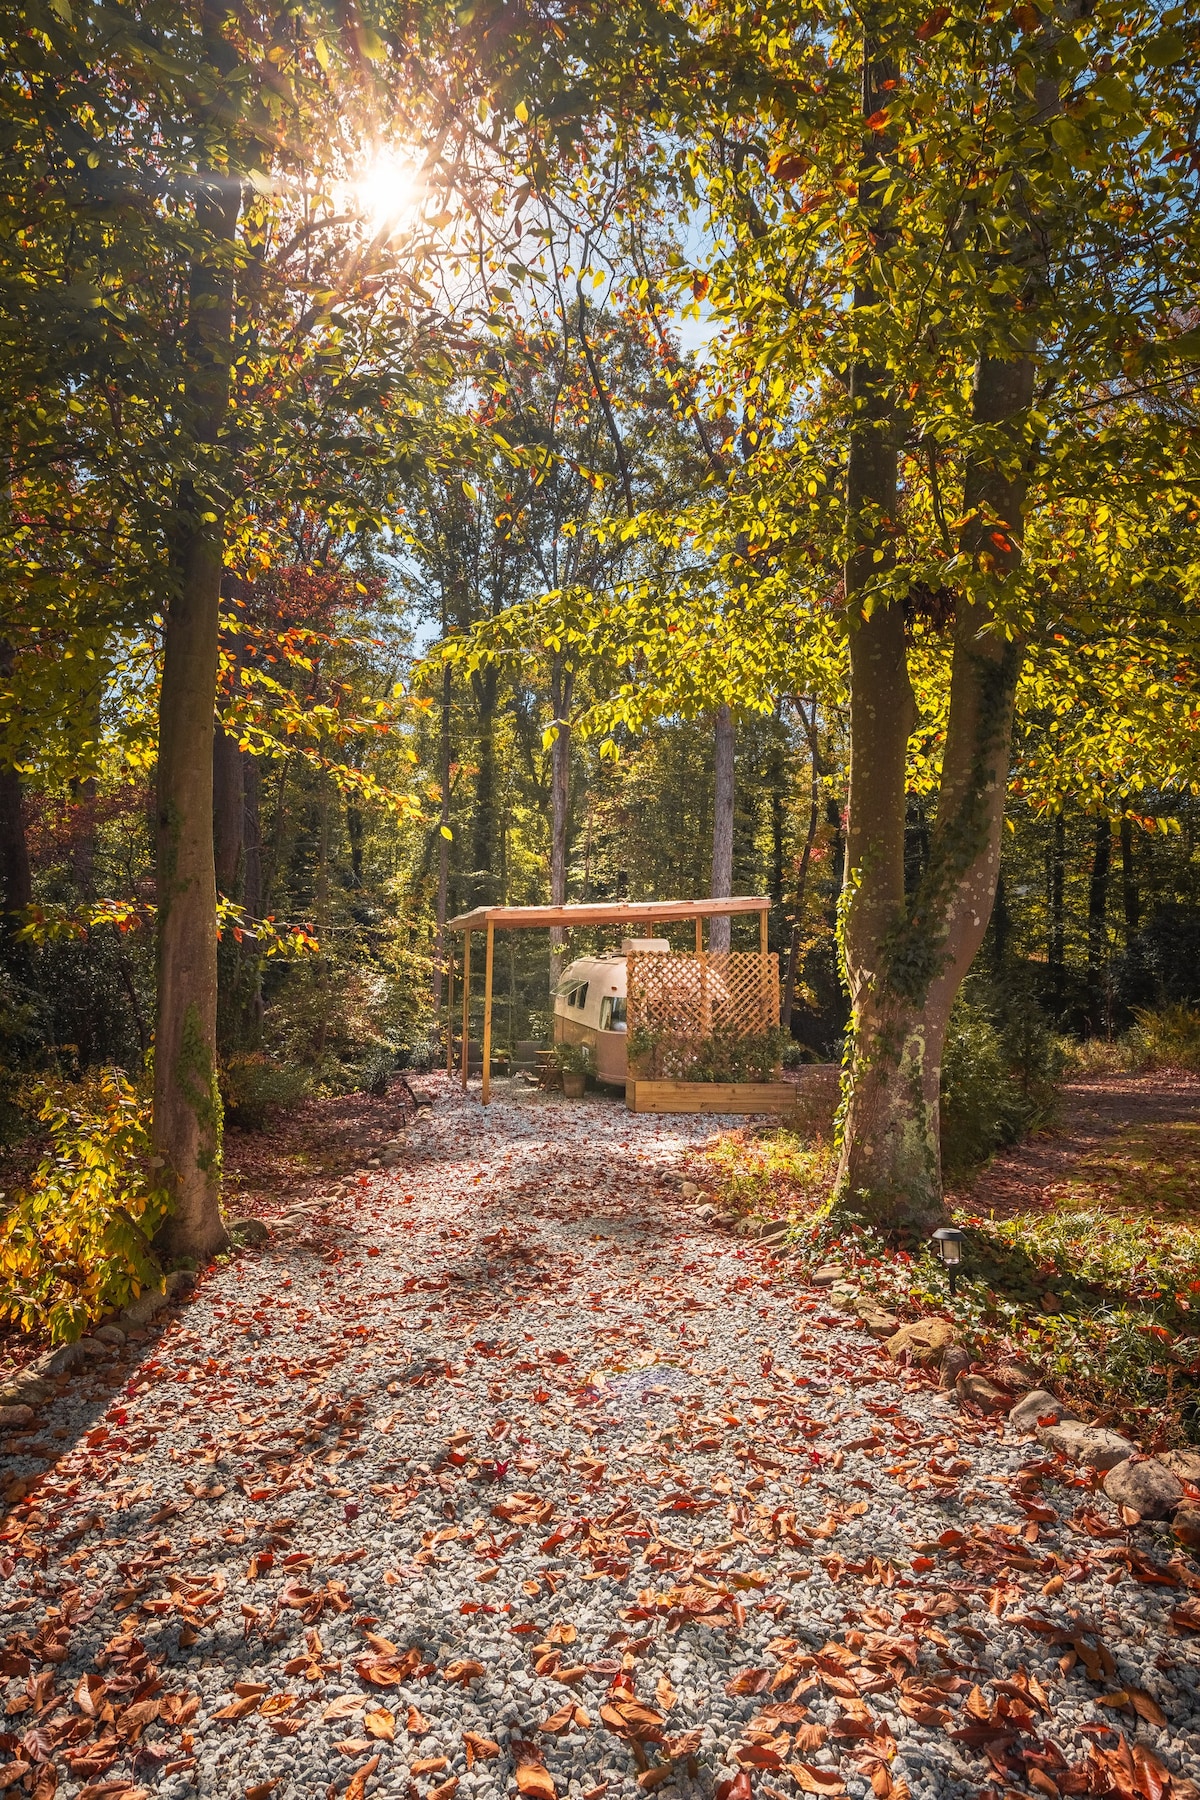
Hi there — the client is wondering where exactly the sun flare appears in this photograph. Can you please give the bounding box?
[350,149,422,237]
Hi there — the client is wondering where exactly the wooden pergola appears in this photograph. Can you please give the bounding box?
[445,896,772,1103]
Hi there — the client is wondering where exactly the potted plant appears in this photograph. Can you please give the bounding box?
[547,1041,592,1097]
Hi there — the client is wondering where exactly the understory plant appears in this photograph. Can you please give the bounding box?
[628,1025,786,1082]
[0,1069,169,1343]
[703,1125,1200,1443]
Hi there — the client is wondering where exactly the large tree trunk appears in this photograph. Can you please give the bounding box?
[153,171,240,1264]
[1119,816,1139,939]
[1048,812,1066,1005]
[433,661,451,1014]
[549,657,573,990]
[834,16,1037,1230]
[781,699,821,1031]
[709,704,735,952]
[212,721,244,898]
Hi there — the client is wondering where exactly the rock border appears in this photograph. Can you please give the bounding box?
[668,1179,1200,1549]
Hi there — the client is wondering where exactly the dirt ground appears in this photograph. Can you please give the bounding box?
[950,1070,1200,1219]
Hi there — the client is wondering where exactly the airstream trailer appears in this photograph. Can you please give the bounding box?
[552,937,670,1084]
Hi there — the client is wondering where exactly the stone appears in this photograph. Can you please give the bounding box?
[992,1357,1042,1389]
[1156,1449,1200,1486]
[164,1269,196,1299]
[939,1346,971,1389]
[1037,1420,1135,1470]
[862,1310,902,1339]
[1172,1506,1200,1552]
[829,1282,859,1308]
[886,1318,956,1368]
[119,1288,168,1328]
[956,1373,1011,1414]
[1009,1389,1076,1433]
[1102,1458,1184,1521]
[694,1205,720,1225]
[758,1219,789,1243]
[0,1404,35,1430]
[679,1181,701,1199]
[94,1324,126,1346]
[40,1342,86,1376]
[76,1337,109,1359]
[230,1217,271,1246]
[733,1217,759,1238]
[811,1265,843,1289]
[0,1375,53,1406]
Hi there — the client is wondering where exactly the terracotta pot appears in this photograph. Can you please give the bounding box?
[562,1071,586,1099]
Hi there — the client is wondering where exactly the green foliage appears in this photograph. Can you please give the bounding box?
[219,1054,311,1132]
[704,1122,1200,1441]
[628,1024,785,1083]
[940,985,1063,1178]
[1129,1004,1200,1073]
[545,1040,593,1077]
[0,1070,167,1344]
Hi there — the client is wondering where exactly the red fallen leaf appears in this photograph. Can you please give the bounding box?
[911,1557,935,1572]
[789,1764,846,1796]
[514,1745,557,1800]
[664,1730,704,1760]
[725,1669,771,1696]
[733,1742,784,1769]
[463,1733,501,1766]
[715,1774,753,1800]
[344,1754,381,1800]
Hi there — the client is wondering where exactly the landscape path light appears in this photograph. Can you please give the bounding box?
[931,1226,965,1296]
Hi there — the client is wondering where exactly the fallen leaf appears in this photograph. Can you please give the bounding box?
[789,1763,846,1796]
[413,1760,450,1777]
[655,1675,677,1712]
[345,1754,381,1800]
[245,1784,280,1800]
[363,1707,395,1742]
[324,1697,363,1722]
[464,1733,501,1766]
[443,1659,486,1687]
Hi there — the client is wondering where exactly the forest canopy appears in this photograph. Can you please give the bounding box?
[1,0,1198,1308]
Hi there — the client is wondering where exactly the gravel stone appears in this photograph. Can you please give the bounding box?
[3,1076,1197,1800]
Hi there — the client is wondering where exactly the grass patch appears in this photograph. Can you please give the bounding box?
[701,1117,1200,1447]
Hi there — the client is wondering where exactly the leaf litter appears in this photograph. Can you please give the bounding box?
[1,1077,1198,1800]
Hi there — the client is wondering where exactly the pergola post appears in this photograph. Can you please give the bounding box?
[446,944,454,1074]
[695,917,703,955]
[482,921,495,1105]
[759,908,769,958]
[461,930,471,1090]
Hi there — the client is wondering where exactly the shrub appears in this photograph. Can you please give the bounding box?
[0,1069,168,1344]
[939,983,1063,1178]
[220,1053,310,1130]
[628,1025,786,1082]
[1129,1004,1200,1073]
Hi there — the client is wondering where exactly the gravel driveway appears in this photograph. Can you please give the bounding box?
[3,1077,1198,1800]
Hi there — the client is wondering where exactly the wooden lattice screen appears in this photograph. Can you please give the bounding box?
[626,952,780,1079]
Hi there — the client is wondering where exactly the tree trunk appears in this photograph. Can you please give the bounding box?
[1048,812,1066,1005]
[433,661,451,1014]
[153,171,240,1265]
[1119,816,1139,939]
[781,699,821,1031]
[469,665,500,908]
[0,765,30,922]
[1088,816,1111,1031]
[549,657,573,990]
[212,722,244,897]
[709,703,735,952]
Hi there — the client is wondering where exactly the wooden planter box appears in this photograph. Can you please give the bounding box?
[626,1078,796,1115]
